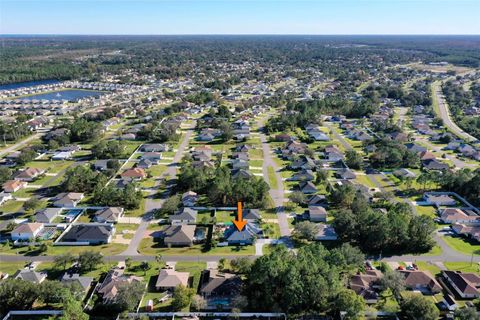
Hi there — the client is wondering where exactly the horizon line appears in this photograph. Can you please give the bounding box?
[1,33,480,37]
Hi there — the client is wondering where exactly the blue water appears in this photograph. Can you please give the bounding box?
[15,89,105,102]
[64,209,83,217]
[0,79,60,91]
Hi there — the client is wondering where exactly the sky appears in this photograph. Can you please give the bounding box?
[0,0,479,35]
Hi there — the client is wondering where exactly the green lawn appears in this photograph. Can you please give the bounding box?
[0,200,24,213]
[215,210,234,224]
[125,197,146,217]
[0,261,28,275]
[415,261,441,276]
[267,166,279,189]
[442,235,480,255]
[444,262,480,274]
[138,239,255,256]
[416,206,437,219]
[355,175,377,189]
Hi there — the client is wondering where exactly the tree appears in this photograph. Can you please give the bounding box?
[116,281,145,311]
[54,253,76,270]
[400,294,439,320]
[17,148,37,166]
[78,251,103,273]
[125,257,132,270]
[171,285,195,311]
[380,270,405,299]
[155,254,164,269]
[38,242,48,253]
[92,140,125,159]
[219,258,227,271]
[140,261,151,276]
[39,280,67,306]
[288,191,306,206]
[292,221,319,242]
[63,165,106,193]
[59,293,89,320]
[156,194,181,217]
[0,167,12,184]
[24,197,40,212]
[315,169,328,184]
[230,257,252,274]
[345,150,363,170]
[0,279,39,314]
[191,295,207,311]
[332,289,365,319]
[455,307,480,320]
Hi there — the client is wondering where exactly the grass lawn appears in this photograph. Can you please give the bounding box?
[0,200,25,213]
[444,262,480,274]
[415,261,441,276]
[416,206,437,219]
[215,210,234,224]
[0,261,28,275]
[116,223,139,233]
[442,235,480,255]
[355,174,377,189]
[267,166,279,189]
[125,198,146,217]
[138,239,254,256]
[148,165,167,177]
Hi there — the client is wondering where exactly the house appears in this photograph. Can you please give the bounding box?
[35,207,62,223]
[442,270,480,299]
[405,143,427,154]
[13,269,47,283]
[182,191,199,207]
[53,192,84,207]
[419,151,436,161]
[137,159,153,169]
[424,193,456,206]
[61,273,93,294]
[2,180,27,193]
[399,270,442,294]
[289,169,315,181]
[309,131,330,141]
[393,168,417,179]
[97,268,144,304]
[231,159,249,170]
[299,181,318,194]
[94,207,124,223]
[15,167,45,182]
[451,224,480,242]
[198,132,215,142]
[231,152,249,161]
[349,270,383,303]
[141,144,169,152]
[52,151,73,161]
[199,269,242,300]
[325,150,344,162]
[93,160,110,171]
[155,268,190,291]
[141,152,162,164]
[224,222,262,245]
[0,192,13,206]
[308,206,327,222]
[439,208,480,225]
[11,223,44,241]
[308,194,327,206]
[336,168,356,180]
[290,157,316,170]
[163,225,196,247]
[232,169,253,179]
[315,224,338,241]
[423,159,449,171]
[242,209,261,221]
[121,168,147,180]
[61,224,115,244]
[274,134,293,142]
[169,207,198,225]
[235,144,251,153]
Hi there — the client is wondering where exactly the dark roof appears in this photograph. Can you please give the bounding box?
[62,225,112,242]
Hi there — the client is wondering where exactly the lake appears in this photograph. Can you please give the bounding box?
[0,79,60,91]
[16,89,106,102]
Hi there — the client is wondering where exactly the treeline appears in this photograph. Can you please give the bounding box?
[332,185,436,254]
[439,168,480,206]
[367,138,420,169]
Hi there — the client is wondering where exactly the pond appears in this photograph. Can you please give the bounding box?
[16,89,106,102]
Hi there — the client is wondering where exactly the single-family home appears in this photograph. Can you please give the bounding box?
[315,224,338,241]
[13,269,47,283]
[308,206,328,222]
[61,273,93,294]
[423,193,456,206]
[336,168,356,180]
[94,207,124,223]
[349,270,383,304]
[97,269,144,304]
[53,192,84,207]
[442,270,480,299]
[34,207,62,223]
[2,180,27,193]
[169,207,198,225]
[141,144,169,152]
[163,225,196,247]
[11,223,44,241]
[439,208,480,225]
[199,269,242,300]
[155,268,190,291]
[299,181,318,194]
[289,169,315,182]
[181,191,198,207]
[224,222,262,245]
[399,270,442,294]
[15,167,45,182]
[61,224,114,244]
[121,168,147,180]
[0,192,13,206]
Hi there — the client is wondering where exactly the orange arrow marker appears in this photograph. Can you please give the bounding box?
[233,201,247,231]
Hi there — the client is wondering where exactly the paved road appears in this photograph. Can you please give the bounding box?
[121,122,195,256]
[433,82,477,143]
[0,132,43,158]
[324,122,353,151]
[256,116,291,238]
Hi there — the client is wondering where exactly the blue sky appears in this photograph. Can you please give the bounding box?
[1,0,479,35]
